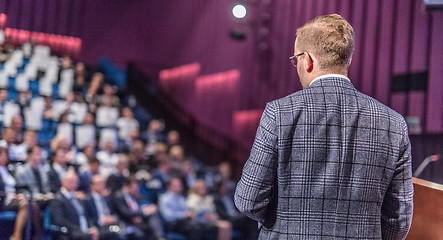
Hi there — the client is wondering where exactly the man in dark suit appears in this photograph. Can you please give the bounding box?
[47,147,70,193]
[111,177,164,240]
[235,14,413,239]
[84,175,119,228]
[214,181,258,240]
[50,170,119,240]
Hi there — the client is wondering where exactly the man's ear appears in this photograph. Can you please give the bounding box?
[305,53,313,72]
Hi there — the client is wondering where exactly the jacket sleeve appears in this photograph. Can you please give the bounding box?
[234,102,278,223]
[381,124,414,240]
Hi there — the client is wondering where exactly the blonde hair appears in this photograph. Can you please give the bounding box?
[296,14,354,72]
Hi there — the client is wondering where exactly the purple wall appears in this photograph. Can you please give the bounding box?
[2,0,443,178]
[2,0,442,128]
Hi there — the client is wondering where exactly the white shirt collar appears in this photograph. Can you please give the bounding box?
[61,187,74,199]
[309,74,351,87]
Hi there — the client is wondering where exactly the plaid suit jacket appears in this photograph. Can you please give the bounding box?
[235,76,413,239]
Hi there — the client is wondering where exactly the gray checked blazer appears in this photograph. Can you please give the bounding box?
[15,163,50,195]
[235,76,413,239]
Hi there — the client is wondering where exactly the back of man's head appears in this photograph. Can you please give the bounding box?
[296,14,354,73]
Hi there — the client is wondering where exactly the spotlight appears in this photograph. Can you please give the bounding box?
[232,4,247,19]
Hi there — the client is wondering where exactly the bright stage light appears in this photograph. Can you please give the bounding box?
[232,4,247,19]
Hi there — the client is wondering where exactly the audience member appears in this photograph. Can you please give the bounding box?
[10,115,24,143]
[0,146,29,240]
[111,177,164,240]
[69,92,88,124]
[12,130,42,162]
[75,113,97,150]
[75,144,96,171]
[159,177,218,240]
[73,62,88,93]
[117,107,139,141]
[127,140,149,173]
[145,119,165,148]
[56,112,73,146]
[214,181,258,240]
[166,130,180,148]
[186,179,232,240]
[96,97,119,128]
[214,161,236,198]
[180,159,199,194]
[15,146,51,198]
[50,170,120,240]
[15,146,50,240]
[147,157,172,203]
[106,154,129,195]
[47,147,71,193]
[78,157,101,193]
[96,140,118,177]
[97,84,120,108]
[84,175,122,236]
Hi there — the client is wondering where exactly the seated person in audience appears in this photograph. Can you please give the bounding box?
[75,113,97,150]
[180,159,199,195]
[50,170,120,240]
[214,181,259,240]
[117,107,139,141]
[106,155,129,195]
[166,130,180,148]
[159,177,218,240]
[144,119,165,147]
[73,62,88,93]
[118,128,139,154]
[69,92,88,124]
[47,147,72,193]
[42,95,55,120]
[0,146,29,240]
[57,55,72,84]
[0,128,21,165]
[56,112,73,146]
[147,157,172,203]
[15,145,52,240]
[15,146,51,199]
[111,177,164,240]
[75,144,97,172]
[128,140,149,174]
[84,175,124,235]
[15,90,32,114]
[96,140,118,178]
[0,89,9,129]
[97,84,120,108]
[144,143,168,170]
[214,161,236,198]
[52,93,74,121]
[96,97,119,128]
[12,130,45,162]
[186,179,232,240]
[169,145,186,174]
[10,115,24,143]
[78,158,101,193]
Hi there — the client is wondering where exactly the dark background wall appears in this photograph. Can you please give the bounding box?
[1,0,443,183]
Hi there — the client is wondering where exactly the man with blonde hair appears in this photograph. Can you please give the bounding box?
[235,14,413,239]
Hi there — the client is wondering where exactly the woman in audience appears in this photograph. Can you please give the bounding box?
[73,62,88,93]
[0,146,29,240]
[186,179,232,240]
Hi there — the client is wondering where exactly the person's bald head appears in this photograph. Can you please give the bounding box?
[62,171,79,192]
